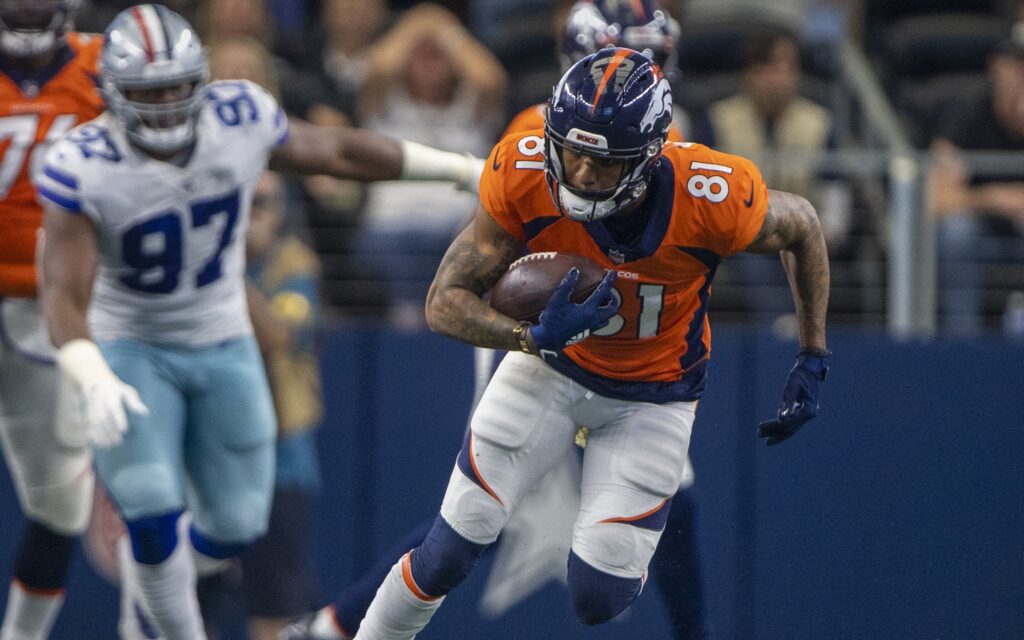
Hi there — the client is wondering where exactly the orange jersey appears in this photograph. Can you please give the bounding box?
[501,102,685,143]
[480,130,768,402]
[0,33,104,297]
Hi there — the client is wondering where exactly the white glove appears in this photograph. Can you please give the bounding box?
[458,154,486,195]
[399,140,485,195]
[56,339,149,448]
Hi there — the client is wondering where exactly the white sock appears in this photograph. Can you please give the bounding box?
[118,536,159,640]
[353,554,444,640]
[0,582,64,640]
[311,606,347,639]
[132,533,206,640]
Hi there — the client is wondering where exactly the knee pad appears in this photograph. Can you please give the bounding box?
[567,550,644,626]
[439,433,511,544]
[196,489,269,545]
[126,511,182,565]
[21,466,94,536]
[408,514,488,598]
[105,462,180,521]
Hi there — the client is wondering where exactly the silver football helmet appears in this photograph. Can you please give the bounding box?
[100,4,208,154]
[0,0,81,58]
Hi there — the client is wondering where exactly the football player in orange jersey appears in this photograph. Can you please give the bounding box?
[350,47,830,640]
[280,5,710,640]
[494,3,709,638]
[0,2,104,638]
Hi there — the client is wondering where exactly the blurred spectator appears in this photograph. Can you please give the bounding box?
[207,35,281,100]
[926,22,1024,335]
[77,0,199,32]
[704,27,850,323]
[207,35,363,266]
[355,3,508,327]
[316,0,392,114]
[203,11,345,121]
[706,27,845,231]
[358,3,507,144]
[239,171,324,640]
[198,0,273,50]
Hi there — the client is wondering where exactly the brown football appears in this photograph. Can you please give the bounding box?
[489,252,607,323]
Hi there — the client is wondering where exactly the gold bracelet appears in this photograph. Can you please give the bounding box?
[512,322,533,354]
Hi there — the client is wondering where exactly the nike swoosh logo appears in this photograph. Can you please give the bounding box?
[492,146,502,171]
[743,182,755,208]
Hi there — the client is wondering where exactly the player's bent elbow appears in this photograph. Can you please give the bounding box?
[796,195,823,237]
[424,283,449,335]
[784,194,824,249]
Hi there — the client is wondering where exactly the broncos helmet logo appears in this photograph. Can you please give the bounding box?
[639,75,672,135]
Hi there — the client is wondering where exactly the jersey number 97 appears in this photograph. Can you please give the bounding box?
[120,190,240,294]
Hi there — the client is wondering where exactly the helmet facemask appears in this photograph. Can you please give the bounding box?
[543,47,673,223]
[100,5,209,155]
[102,69,208,154]
[544,123,664,223]
[0,0,79,58]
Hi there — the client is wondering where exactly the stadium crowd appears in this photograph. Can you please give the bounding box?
[72,0,1024,335]
[0,1,1022,640]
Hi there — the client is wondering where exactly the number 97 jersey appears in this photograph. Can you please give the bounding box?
[34,80,290,346]
[480,131,769,403]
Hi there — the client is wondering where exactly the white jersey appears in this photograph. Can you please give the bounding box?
[34,80,289,346]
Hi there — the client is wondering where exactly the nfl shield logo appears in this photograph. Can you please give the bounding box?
[608,249,625,265]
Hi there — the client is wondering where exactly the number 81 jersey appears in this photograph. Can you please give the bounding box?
[34,80,289,346]
[480,131,769,403]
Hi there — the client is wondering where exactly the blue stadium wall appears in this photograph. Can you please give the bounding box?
[1,328,1021,639]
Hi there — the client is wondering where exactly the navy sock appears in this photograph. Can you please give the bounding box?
[13,520,76,591]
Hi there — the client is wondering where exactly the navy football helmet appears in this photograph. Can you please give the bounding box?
[0,0,80,57]
[545,47,673,222]
[561,0,680,74]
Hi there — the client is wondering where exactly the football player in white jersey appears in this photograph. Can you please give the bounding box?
[35,5,483,640]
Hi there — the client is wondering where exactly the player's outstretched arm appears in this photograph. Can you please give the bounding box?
[268,119,483,192]
[425,205,526,350]
[744,189,829,350]
[745,189,831,446]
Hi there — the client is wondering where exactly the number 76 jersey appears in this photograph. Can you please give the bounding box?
[480,131,769,403]
[34,80,289,346]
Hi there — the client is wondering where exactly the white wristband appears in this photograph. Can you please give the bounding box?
[57,338,115,388]
[400,140,484,193]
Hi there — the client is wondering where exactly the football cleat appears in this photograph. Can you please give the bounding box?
[276,614,321,640]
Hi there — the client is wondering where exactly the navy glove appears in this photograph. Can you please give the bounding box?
[757,349,831,446]
[530,268,619,352]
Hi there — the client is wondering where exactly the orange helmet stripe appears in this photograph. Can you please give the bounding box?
[590,48,631,114]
